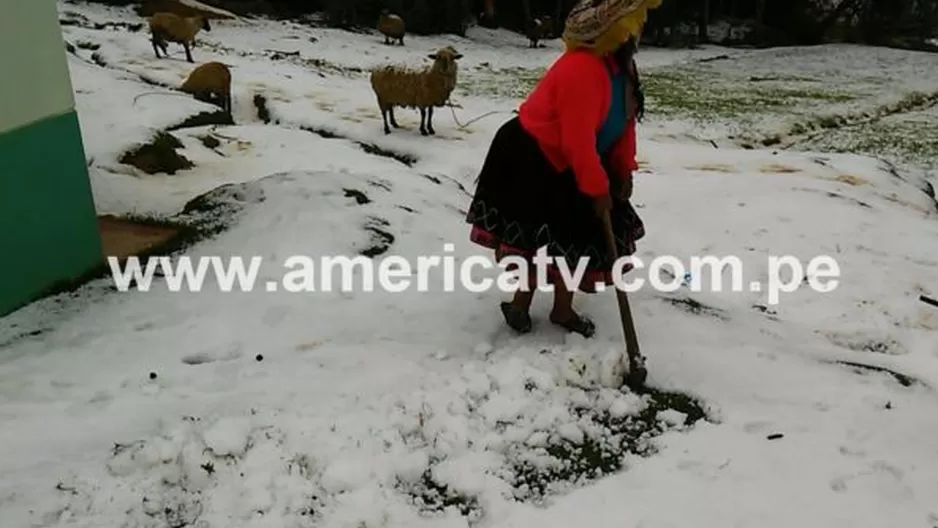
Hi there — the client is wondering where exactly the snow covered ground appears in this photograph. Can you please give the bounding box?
[3,2,938,527]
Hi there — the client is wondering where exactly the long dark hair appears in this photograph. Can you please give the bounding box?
[613,37,645,122]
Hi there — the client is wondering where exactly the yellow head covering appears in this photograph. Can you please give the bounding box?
[562,0,662,56]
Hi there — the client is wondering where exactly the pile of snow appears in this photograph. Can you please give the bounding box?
[39,354,690,528]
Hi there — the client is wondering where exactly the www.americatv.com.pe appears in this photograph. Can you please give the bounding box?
[107,245,840,305]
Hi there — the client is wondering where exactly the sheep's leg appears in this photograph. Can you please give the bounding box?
[426,106,435,135]
[184,42,193,63]
[419,108,428,136]
[210,91,226,111]
[151,36,162,58]
[388,107,400,128]
[380,106,391,134]
[398,36,404,46]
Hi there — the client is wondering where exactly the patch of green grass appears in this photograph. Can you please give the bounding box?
[641,67,859,121]
[118,131,193,175]
[458,63,860,123]
[398,467,483,521]
[800,113,938,167]
[782,88,857,103]
[746,73,822,83]
[510,386,707,502]
[395,383,709,520]
[166,110,234,131]
[199,134,221,149]
[458,65,545,100]
[360,216,394,258]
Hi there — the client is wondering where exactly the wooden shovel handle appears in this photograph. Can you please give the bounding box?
[600,210,641,358]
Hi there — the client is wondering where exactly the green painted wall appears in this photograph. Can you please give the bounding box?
[0,1,103,316]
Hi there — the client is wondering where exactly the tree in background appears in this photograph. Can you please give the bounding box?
[85,0,938,48]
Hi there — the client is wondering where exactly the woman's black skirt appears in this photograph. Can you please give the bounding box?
[465,116,645,293]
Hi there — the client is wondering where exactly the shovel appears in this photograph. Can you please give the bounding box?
[600,209,648,390]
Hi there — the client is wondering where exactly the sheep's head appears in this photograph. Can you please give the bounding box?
[193,16,211,31]
[428,46,462,75]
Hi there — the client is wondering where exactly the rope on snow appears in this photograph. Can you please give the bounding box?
[132,91,193,106]
[446,100,517,130]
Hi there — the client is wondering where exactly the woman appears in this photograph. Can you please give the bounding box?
[465,0,661,338]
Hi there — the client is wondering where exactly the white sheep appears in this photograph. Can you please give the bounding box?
[369,46,463,136]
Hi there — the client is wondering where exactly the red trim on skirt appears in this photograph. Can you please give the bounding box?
[470,225,634,293]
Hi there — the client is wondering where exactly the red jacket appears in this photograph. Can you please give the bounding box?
[518,49,639,198]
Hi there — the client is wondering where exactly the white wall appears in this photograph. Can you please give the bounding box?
[0,0,76,135]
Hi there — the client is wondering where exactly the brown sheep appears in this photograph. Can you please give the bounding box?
[148,12,211,63]
[377,9,405,46]
[527,16,552,48]
[369,46,462,136]
[180,61,231,113]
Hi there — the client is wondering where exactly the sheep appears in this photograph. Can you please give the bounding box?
[180,61,231,113]
[131,62,232,115]
[527,16,552,48]
[369,46,463,136]
[148,12,211,63]
[377,9,405,46]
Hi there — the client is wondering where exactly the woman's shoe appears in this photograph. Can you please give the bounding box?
[500,302,532,333]
[550,312,595,338]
